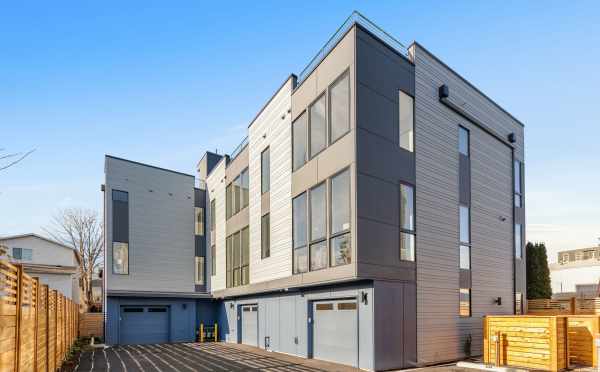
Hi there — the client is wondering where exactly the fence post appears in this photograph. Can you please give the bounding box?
[14,265,23,372]
[571,297,577,315]
[33,278,40,372]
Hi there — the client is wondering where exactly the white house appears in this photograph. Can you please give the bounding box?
[0,233,82,302]
[550,247,600,298]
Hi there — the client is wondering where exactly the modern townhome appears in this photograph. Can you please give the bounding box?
[0,233,82,303]
[102,12,526,370]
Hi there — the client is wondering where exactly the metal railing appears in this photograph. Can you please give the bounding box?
[229,136,248,161]
[297,11,408,85]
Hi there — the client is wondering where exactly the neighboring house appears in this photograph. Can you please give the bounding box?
[551,247,600,297]
[0,233,82,303]
[102,12,526,370]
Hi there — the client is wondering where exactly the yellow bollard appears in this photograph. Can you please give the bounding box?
[214,323,218,342]
[200,323,204,342]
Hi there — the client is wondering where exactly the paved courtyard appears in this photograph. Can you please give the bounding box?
[76,342,361,372]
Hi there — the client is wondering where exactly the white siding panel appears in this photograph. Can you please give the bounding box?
[207,160,227,291]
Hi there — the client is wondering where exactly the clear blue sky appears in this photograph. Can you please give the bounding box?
[2,1,599,261]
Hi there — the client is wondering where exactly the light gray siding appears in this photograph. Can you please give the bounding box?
[105,156,196,294]
[411,43,524,364]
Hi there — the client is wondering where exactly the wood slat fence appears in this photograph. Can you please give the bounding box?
[0,259,79,372]
[529,298,600,315]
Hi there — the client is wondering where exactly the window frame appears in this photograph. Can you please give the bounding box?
[328,70,351,146]
[399,89,415,153]
[515,223,523,260]
[399,182,416,262]
[309,92,328,160]
[292,191,309,274]
[261,213,270,259]
[309,182,328,271]
[195,207,204,236]
[195,256,205,285]
[458,126,470,157]
[292,110,308,172]
[514,160,523,208]
[329,168,352,267]
[12,247,23,260]
[459,288,472,317]
[261,147,270,194]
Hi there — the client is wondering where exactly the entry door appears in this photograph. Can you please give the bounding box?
[312,299,358,367]
[241,304,258,346]
[120,306,169,345]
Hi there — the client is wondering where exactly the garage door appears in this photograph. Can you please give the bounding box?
[312,299,358,367]
[120,306,169,345]
[240,304,258,347]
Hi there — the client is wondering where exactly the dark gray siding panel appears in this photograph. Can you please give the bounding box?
[357,82,397,140]
[112,200,129,243]
[357,173,399,226]
[459,155,471,206]
[356,128,415,184]
[195,235,206,256]
[194,188,206,208]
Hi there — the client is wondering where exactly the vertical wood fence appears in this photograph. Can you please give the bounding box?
[0,259,79,372]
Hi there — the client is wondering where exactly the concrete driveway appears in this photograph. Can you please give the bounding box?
[76,342,360,372]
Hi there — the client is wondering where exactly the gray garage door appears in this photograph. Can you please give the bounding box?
[120,306,169,345]
[312,299,358,367]
[240,304,258,347]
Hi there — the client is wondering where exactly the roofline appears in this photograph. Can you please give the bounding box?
[205,154,229,179]
[409,41,525,128]
[247,74,297,129]
[196,150,223,170]
[0,233,82,264]
[105,154,195,178]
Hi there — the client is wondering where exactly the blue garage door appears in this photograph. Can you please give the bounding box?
[120,306,169,344]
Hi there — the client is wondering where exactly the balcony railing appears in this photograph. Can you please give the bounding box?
[229,136,249,161]
[297,11,408,85]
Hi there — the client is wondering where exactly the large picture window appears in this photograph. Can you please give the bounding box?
[113,242,129,275]
[293,112,307,171]
[400,183,415,261]
[329,72,350,143]
[399,90,414,152]
[310,94,327,158]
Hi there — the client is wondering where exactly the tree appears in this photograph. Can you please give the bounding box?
[0,148,35,171]
[526,242,552,299]
[45,208,103,307]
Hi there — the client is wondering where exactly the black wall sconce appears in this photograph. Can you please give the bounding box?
[494,297,502,306]
[361,291,368,305]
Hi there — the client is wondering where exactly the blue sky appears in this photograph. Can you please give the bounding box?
[1,1,599,261]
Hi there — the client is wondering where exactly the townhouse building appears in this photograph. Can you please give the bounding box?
[103,12,526,370]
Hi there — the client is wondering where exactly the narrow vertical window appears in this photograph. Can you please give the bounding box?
[226,236,232,288]
[400,183,415,261]
[210,199,216,231]
[112,189,129,275]
[515,223,522,259]
[459,288,471,317]
[459,205,470,244]
[399,90,414,152]
[292,112,307,171]
[330,169,351,266]
[459,245,470,269]
[261,213,270,258]
[241,168,249,209]
[112,242,129,275]
[241,227,249,285]
[233,231,241,286]
[195,257,205,285]
[515,292,523,315]
[293,192,308,273]
[195,207,204,236]
[233,176,241,214]
[329,72,350,143]
[226,184,232,219]
[211,245,216,275]
[310,183,327,270]
[261,147,270,194]
[514,160,523,207]
[459,126,469,156]
[310,94,327,158]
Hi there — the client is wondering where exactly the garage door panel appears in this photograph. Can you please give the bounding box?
[313,300,358,367]
[120,306,169,345]
[241,305,258,347]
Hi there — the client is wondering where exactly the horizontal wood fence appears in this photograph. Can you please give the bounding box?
[1,259,79,372]
[484,315,569,371]
[79,312,103,338]
[529,298,600,315]
[567,315,600,367]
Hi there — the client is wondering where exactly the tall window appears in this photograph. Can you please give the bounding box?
[515,292,523,315]
[515,223,522,259]
[261,147,270,194]
[241,168,249,209]
[112,189,129,275]
[226,228,249,288]
[399,90,414,152]
[459,288,471,317]
[241,227,249,285]
[514,160,523,207]
[293,112,307,171]
[210,199,216,231]
[310,94,327,158]
[233,175,241,214]
[293,192,308,274]
[226,236,232,288]
[195,257,205,285]
[459,205,471,270]
[459,126,469,156]
[195,207,204,236]
[261,213,270,258]
[211,245,216,275]
[227,168,250,219]
[330,169,351,266]
[400,184,415,261]
[329,72,350,143]
[310,183,327,270]
[226,184,232,219]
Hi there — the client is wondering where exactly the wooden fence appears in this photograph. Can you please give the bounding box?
[0,259,79,372]
[484,315,569,371]
[79,312,103,338]
[529,298,600,315]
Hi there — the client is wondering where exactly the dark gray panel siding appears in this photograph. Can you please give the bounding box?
[195,235,206,257]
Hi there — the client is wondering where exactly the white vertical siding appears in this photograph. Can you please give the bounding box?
[206,159,227,291]
[248,78,294,284]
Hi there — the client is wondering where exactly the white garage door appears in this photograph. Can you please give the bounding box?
[312,299,358,367]
[241,304,258,347]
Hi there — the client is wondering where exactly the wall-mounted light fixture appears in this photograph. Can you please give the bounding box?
[361,291,368,305]
[494,297,502,306]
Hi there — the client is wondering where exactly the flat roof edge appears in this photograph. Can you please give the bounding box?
[105,155,195,178]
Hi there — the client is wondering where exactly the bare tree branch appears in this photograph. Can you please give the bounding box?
[44,208,104,307]
[0,148,35,171]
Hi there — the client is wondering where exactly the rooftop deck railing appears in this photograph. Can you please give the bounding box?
[297,11,408,85]
[229,136,249,161]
